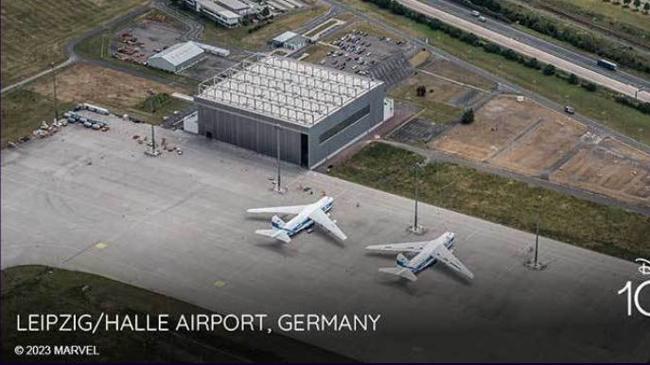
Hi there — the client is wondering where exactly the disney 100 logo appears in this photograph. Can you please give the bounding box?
[617,258,650,317]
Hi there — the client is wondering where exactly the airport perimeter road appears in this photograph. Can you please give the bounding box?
[2,120,649,362]
[398,0,650,102]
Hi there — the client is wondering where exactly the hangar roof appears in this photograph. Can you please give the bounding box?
[196,55,383,127]
[217,0,249,11]
[197,0,240,20]
[148,41,204,67]
[273,31,299,44]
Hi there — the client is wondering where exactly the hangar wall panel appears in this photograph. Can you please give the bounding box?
[307,84,386,167]
[197,102,303,165]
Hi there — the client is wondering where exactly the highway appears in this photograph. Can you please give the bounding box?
[398,0,650,102]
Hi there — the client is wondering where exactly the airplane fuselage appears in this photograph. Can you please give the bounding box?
[397,233,455,274]
[271,196,334,237]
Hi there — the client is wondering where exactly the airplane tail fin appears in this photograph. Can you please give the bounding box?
[271,215,286,229]
[255,229,291,243]
[396,253,410,266]
[379,266,418,281]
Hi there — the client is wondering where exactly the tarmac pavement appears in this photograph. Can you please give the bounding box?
[2,119,649,362]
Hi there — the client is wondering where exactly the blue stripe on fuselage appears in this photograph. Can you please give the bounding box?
[270,202,334,236]
[397,236,456,273]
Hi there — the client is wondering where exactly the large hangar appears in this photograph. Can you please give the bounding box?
[194,55,386,168]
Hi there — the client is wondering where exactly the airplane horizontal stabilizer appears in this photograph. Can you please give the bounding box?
[255,229,291,243]
[379,267,418,281]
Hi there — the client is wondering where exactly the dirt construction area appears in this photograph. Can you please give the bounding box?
[490,112,587,177]
[427,94,650,208]
[431,95,542,161]
[552,138,650,205]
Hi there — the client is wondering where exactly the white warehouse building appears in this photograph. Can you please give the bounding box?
[147,42,205,73]
[185,0,247,28]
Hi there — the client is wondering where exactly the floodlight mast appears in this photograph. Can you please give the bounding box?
[50,63,59,121]
[274,123,284,194]
[534,213,540,266]
[409,162,425,234]
[526,196,545,270]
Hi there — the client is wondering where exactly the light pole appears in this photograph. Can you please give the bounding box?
[50,62,59,121]
[274,124,284,194]
[145,124,160,157]
[409,161,425,234]
[526,195,545,270]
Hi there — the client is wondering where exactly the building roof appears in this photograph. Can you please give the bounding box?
[197,55,383,127]
[149,41,204,67]
[273,31,299,44]
[197,0,240,19]
[216,0,249,11]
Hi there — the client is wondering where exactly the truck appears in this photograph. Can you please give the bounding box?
[597,59,617,71]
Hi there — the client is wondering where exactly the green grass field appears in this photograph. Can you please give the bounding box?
[0,0,146,85]
[1,266,352,363]
[331,143,650,261]
[341,0,650,145]
[0,89,74,147]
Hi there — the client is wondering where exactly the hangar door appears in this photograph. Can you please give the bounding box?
[200,107,303,165]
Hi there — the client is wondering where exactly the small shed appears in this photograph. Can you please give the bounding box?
[271,31,308,50]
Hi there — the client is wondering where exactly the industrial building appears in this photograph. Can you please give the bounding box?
[147,41,229,73]
[147,42,205,73]
[194,55,387,168]
[183,0,261,27]
[196,0,241,27]
[217,0,257,15]
[271,31,308,50]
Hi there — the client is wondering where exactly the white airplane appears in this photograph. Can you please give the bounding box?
[246,196,347,243]
[366,232,474,281]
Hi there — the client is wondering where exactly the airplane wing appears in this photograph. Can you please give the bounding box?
[365,241,428,253]
[309,209,347,241]
[247,205,306,215]
[255,229,291,243]
[433,245,474,279]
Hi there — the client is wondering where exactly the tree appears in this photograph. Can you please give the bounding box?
[525,57,540,69]
[461,109,475,124]
[644,2,650,13]
[542,64,556,76]
[582,82,598,92]
[634,0,641,10]
[568,73,579,85]
[623,0,631,7]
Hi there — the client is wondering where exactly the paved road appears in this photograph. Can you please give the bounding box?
[428,0,650,93]
[398,0,650,102]
[2,119,649,362]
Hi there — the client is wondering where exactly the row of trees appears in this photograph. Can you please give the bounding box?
[612,0,650,13]
[452,0,650,75]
